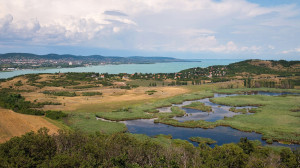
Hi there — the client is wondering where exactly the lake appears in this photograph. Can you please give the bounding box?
[0,59,242,79]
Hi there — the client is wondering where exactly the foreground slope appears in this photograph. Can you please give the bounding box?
[0,108,58,143]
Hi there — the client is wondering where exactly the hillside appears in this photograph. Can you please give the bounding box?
[180,59,300,76]
[226,59,300,75]
[0,108,58,143]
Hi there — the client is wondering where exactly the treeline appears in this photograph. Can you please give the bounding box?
[243,78,295,89]
[42,90,77,97]
[0,129,299,168]
[272,60,300,67]
[0,90,44,115]
[0,89,66,119]
[82,92,103,96]
[169,81,188,86]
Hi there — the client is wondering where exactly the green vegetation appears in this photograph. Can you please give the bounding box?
[35,101,62,106]
[215,87,300,94]
[210,95,300,143]
[243,78,295,89]
[120,85,131,89]
[32,79,80,88]
[0,129,298,168]
[154,118,220,128]
[95,108,153,121]
[189,137,217,144]
[96,80,113,86]
[1,59,300,167]
[183,102,212,112]
[67,113,126,134]
[25,74,41,83]
[14,80,23,87]
[0,89,67,119]
[152,89,300,144]
[153,134,173,139]
[0,90,44,115]
[226,60,278,75]
[73,85,97,89]
[145,90,157,95]
[158,106,186,119]
[65,72,99,82]
[82,92,102,96]
[229,107,248,114]
[94,91,213,121]
[42,91,77,97]
[45,111,67,120]
[127,79,167,87]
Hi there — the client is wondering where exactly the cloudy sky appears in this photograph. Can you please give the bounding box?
[0,0,300,59]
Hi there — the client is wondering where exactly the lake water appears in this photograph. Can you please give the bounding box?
[123,92,300,148]
[0,59,241,79]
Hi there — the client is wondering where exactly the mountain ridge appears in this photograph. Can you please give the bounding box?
[0,53,186,63]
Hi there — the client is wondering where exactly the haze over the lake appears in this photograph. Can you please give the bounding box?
[0,0,300,60]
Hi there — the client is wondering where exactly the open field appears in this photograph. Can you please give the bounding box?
[0,108,59,143]
[19,86,189,112]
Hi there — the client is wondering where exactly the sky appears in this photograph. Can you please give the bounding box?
[0,0,300,60]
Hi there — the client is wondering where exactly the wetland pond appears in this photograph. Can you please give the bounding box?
[121,92,300,148]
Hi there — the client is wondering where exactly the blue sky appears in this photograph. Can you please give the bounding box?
[0,0,300,60]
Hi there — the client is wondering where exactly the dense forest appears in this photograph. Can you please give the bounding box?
[0,128,299,168]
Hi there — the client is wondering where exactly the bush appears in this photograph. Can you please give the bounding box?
[0,130,297,168]
[45,111,67,120]
[82,92,103,96]
[43,91,77,97]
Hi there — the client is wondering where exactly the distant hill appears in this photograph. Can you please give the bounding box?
[180,59,300,76]
[226,59,300,75]
[0,53,189,64]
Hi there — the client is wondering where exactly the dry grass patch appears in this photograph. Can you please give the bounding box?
[0,108,59,143]
[20,86,189,112]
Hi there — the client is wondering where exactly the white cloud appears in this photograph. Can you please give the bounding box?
[268,45,275,50]
[281,50,290,54]
[281,47,300,54]
[0,0,299,55]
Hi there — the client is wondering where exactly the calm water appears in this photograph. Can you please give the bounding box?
[123,92,300,148]
[0,59,241,79]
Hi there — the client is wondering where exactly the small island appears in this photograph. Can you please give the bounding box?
[183,102,213,112]
[189,137,217,145]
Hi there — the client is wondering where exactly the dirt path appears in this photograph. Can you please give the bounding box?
[0,108,59,143]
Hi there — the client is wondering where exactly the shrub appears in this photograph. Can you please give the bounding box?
[45,111,67,120]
